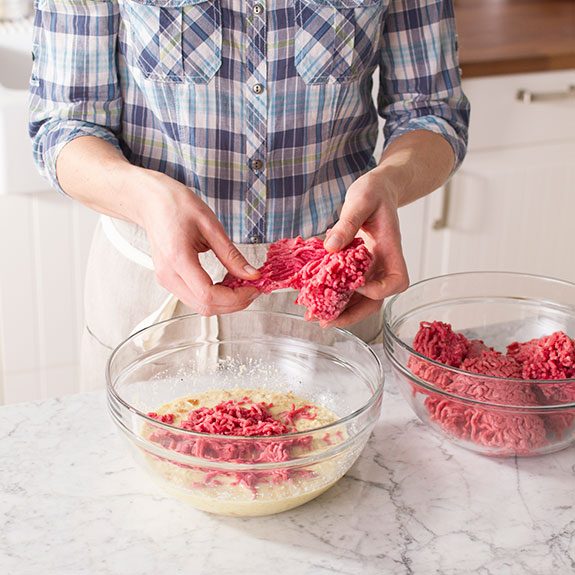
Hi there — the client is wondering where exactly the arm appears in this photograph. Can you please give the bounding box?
[323,0,470,328]
[57,137,261,315]
[29,0,259,315]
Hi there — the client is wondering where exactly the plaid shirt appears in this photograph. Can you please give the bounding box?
[29,0,469,244]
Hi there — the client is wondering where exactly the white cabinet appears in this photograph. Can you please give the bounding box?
[416,69,575,284]
[421,142,575,281]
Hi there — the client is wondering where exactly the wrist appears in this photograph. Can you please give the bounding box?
[364,165,402,208]
[123,167,173,228]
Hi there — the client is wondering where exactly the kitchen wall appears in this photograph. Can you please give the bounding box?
[0,18,98,404]
[0,193,98,404]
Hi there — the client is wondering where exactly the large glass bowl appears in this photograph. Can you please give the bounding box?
[107,311,383,516]
[384,272,575,457]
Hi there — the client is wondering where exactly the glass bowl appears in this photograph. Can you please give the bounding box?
[384,272,575,457]
[107,311,383,516]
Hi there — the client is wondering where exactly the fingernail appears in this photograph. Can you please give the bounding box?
[243,264,259,277]
[356,286,367,296]
[324,235,341,251]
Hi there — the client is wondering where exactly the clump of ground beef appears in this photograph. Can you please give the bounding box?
[222,237,373,321]
[408,322,575,454]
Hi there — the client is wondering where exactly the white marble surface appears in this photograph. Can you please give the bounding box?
[1,349,574,575]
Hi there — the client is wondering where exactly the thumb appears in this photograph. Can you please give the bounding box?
[324,194,371,252]
[208,226,260,280]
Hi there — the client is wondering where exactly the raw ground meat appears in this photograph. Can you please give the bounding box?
[412,321,470,367]
[423,397,548,455]
[147,398,318,491]
[467,338,494,359]
[222,237,373,321]
[407,356,454,391]
[425,349,548,453]
[407,321,489,392]
[507,331,575,381]
[449,351,535,404]
[507,332,575,437]
[409,321,575,454]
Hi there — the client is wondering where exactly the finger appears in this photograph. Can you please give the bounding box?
[201,220,260,280]
[177,252,260,310]
[324,193,372,252]
[356,235,409,300]
[162,268,258,316]
[356,269,409,300]
[321,295,383,329]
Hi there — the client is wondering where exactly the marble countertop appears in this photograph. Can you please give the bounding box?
[1,349,574,575]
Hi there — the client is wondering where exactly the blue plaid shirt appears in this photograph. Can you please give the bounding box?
[29,0,469,244]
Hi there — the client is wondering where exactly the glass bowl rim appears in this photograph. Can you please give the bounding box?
[383,270,575,386]
[106,310,385,440]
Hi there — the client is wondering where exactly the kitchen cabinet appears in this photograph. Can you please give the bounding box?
[414,70,575,284]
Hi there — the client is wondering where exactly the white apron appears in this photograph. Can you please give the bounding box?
[80,217,384,390]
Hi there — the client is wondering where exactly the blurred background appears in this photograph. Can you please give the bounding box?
[0,0,573,404]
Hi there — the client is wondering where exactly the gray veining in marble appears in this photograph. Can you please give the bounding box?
[0,348,574,575]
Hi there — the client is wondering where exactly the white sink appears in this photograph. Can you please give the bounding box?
[0,19,50,195]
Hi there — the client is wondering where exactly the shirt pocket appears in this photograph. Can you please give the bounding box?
[123,0,222,84]
[294,0,384,85]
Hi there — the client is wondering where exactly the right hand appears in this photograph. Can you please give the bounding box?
[135,170,261,316]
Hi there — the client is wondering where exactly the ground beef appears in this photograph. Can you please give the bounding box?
[409,322,575,454]
[507,332,575,380]
[467,338,493,359]
[147,398,318,492]
[424,349,548,453]
[222,237,373,321]
[507,332,575,437]
[407,323,487,392]
[412,321,470,367]
[424,397,548,455]
[449,351,536,404]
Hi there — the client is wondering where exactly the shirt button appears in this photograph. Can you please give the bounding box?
[249,235,262,244]
[251,158,264,171]
[253,3,264,15]
[253,83,264,95]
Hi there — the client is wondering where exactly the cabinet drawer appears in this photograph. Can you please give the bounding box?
[463,70,575,152]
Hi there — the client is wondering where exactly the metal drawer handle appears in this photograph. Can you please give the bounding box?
[433,180,452,230]
[516,85,575,104]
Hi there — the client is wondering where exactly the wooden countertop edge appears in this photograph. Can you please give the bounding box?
[461,53,575,79]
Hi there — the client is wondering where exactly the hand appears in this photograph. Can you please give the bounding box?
[136,170,260,316]
[321,169,409,328]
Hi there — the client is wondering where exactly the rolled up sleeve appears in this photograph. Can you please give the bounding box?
[378,0,470,173]
[28,0,122,193]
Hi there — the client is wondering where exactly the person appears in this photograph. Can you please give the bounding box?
[29,0,469,388]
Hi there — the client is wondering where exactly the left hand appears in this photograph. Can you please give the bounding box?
[321,170,409,328]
